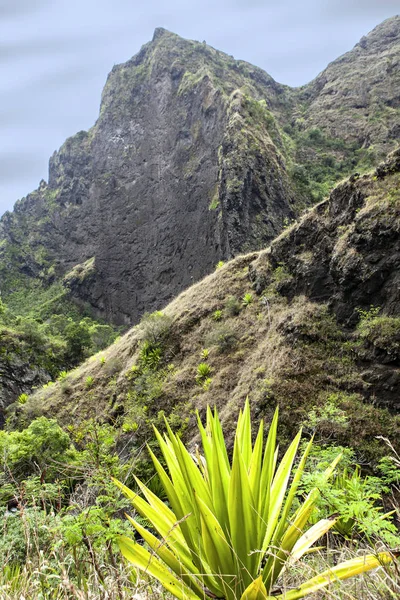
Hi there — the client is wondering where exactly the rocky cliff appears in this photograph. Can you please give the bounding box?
[0,17,399,329]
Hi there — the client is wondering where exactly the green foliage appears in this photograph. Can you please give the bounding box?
[196,362,212,385]
[202,377,212,391]
[0,416,144,597]
[0,417,74,483]
[137,311,172,347]
[0,507,57,566]
[286,123,379,204]
[357,307,400,358]
[85,376,94,389]
[378,454,400,487]
[17,393,29,405]
[224,295,241,317]
[300,450,400,546]
[64,320,92,364]
[209,195,220,210]
[272,263,293,285]
[139,341,162,369]
[205,323,239,354]
[306,395,349,440]
[200,348,209,360]
[114,400,395,600]
[212,309,223,321]
[0,278,119,410]
[215,260,225,269]
[242,292,254,306]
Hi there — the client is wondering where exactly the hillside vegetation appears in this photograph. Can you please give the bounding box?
[14,150,400,464]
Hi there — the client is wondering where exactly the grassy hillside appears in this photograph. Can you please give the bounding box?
[15,149,400,466]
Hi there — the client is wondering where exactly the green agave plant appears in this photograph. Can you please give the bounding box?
[113,400,397,600]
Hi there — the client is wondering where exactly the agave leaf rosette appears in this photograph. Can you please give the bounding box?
[113,399,397,600]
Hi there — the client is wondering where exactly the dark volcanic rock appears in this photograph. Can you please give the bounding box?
[1,30,297,325]
[0,19,399,327]
[250,148,400,412]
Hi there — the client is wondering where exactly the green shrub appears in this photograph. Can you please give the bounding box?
[212,309,223,321]
[196,362,212,384]
[202,377,212,391]
[17,393,29,405]
[0,417,74,480]
[102,356,122,376]
[114,400,396,600]
[301,459,400,546]
[224,295,241,317]
[0,507,57,567]
[64,320,92,365]
[200,348,209,360]
[242,292,253,306]
[205,324,239,354]
[85,376,94,389]
[139,342,162,369]
[137,311,172,347]
[357,309,400,358]
[272,263,293,285]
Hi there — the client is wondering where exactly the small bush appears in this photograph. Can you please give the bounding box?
[272,263,293,284]
[102,356,122,376]
[301,458,400,546]
[215,261,225,270]
[242,292,253,306]
[205,324,239,354]
[85,376,94,389]
[17,393,29,405]
[139,342,162,369]
[357,308,400,358]
[224,295,241,317]
[212,309,222,321]
[196,362,212,384]
[202,377,212,391]
[200,348,209,360]
[126,365,140,381]
[137,311,172,347]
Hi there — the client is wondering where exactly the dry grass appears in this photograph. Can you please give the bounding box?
[1,536,398,600]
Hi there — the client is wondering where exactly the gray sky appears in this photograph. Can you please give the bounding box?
[0,0,398,216]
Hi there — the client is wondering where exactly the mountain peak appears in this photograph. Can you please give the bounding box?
[355,14,399,51]
[152,26,174,41]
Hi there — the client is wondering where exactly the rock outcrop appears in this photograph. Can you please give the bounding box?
[0,18,399,327]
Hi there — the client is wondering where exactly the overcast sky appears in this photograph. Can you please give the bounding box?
[0,0,398,216]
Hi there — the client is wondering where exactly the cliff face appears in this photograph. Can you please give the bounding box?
[0,18,399,327]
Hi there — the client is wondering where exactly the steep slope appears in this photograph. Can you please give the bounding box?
[301,16,400,152]
[1,18,399,329]
[15,150,400,463]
